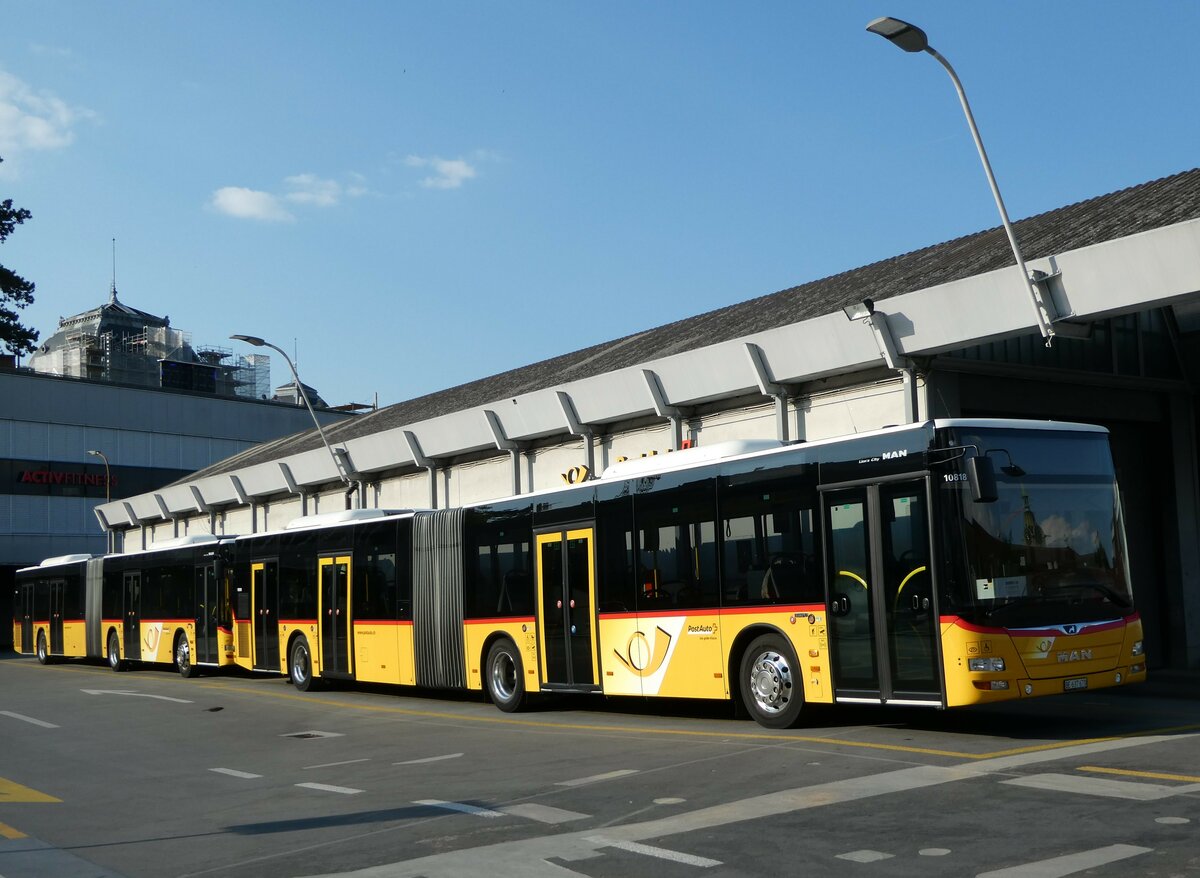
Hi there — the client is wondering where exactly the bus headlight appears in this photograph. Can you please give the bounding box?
[1131,640,1144,656]
[969,657,1006,672]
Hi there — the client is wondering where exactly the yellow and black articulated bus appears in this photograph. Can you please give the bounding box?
[14,419,1145,728]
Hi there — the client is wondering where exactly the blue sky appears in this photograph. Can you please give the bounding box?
[3,2,1198,408]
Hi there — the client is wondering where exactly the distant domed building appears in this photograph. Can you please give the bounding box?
[29,285,270,399]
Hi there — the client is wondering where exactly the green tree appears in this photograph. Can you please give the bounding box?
[1,156,39,357]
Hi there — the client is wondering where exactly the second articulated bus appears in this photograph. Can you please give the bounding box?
[14,418,1146,728]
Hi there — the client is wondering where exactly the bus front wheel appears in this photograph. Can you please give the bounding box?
[290,638,317,692]
[36,631,49,665]
[485,639,526,713]
[739,634,804,729]
[107,631,126,672]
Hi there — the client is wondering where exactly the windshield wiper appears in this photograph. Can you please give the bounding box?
[1041,580,1132,608]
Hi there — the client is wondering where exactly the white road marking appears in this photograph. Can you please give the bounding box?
[586,837,721,868]
[307,732,1196,878]
[555,769,639,787]
[210,768,262,779]
[81,688,192,704]
[1001,773,1200,801]
[304,758,370,770]
[837,850,893,863]
[415,799,505,818]
[394,753,463,766]
[0,710,59,728]
[653,797,686,805]
[920,848,953,856]
[499,803,588,824]
[1156,816,1190,825]
[297,782,364,795]
[976,843,1151,877]
[281,730,344,738]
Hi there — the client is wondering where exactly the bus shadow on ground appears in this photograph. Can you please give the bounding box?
[224,801,498,836]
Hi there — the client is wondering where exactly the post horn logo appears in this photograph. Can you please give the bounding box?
[614,626,673,677]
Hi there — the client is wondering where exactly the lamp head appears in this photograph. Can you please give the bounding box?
[87,449,102,458]
[866,17,929,53]
[230,334,267,347]
[842,299,876,322]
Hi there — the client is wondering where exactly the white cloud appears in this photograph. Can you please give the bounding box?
[404,154,477,189]
[210,186,295,222]
[284,173,343,207]
[0,67,93,162]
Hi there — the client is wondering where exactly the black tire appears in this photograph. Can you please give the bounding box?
[290,637,317,692]
[739,633,804,729]
[175,631,199,678]
[485,639,527,713]
[107,631,126,672]
[36,631,49,665]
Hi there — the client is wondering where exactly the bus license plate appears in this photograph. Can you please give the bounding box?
[1064,677,1088,691]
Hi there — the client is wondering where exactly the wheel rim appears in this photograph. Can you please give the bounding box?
[109,637,119,667]
[37,635,46,661]
[490,650,517,701]
[748,649,793,715]
[176,638,191,671]
[292,645,309,683]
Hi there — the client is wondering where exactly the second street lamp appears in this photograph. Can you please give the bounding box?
[866,16,1058,344]
[230,334,355,493]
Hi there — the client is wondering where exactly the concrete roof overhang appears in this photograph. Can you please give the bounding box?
[95,213,1200,530]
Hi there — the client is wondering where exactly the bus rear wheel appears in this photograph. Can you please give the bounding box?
[739,633,804,729]
[107,631,126,672]
[290,637,318,692]
[485,639,526,713]
[175,632,199,678]
[36,631,49,665]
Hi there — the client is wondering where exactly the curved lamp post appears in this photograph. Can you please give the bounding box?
[230,335,353,489]
[87,449,113,552]
[866,17,1056,344]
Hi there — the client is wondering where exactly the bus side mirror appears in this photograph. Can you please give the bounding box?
[967,456,997,503]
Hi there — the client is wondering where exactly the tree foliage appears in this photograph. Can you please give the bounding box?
[1,156,39,357]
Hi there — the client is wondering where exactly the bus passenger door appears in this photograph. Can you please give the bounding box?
[318,556,352,677]
[49,580,65,654]
[823,479,939,704]
[252,560,280,672]
[535,527,599,689]
[123,571,142,661]
[195,562,220,665]
[19,583,34,653]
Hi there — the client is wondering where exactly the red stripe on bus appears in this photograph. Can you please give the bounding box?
[464,616,535,626]
[944,615,1135,636]
[351,619,414,626]
[600,603,823,621]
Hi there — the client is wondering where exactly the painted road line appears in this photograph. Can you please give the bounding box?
[186,677,1200,762]
[0,821,28,839]
[81,688,193,704]
[0,777,60,804]
[1001,773,1193,801]
[499,803,589,824]
[297,782,364,795]
[1078,764,1200,784]
[837,850,894,863]
[586,837,721,868]
[303,732,1196,878]
[976,843,1151,878]
[303,758,370,770]
[394,753,463,766]
[415,799,505,818]
[0,710,59,729]
[556,769,639,787]
[210,768,263,779]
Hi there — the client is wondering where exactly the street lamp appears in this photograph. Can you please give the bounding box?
[86,449,111,503]
[87,449,113,553]
[866,16,1057,344]
[230,335,353,488]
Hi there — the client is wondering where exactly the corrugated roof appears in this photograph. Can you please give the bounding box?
[185,168,1200,482]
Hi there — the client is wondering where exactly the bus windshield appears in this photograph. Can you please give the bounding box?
[943,427,1134,628]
